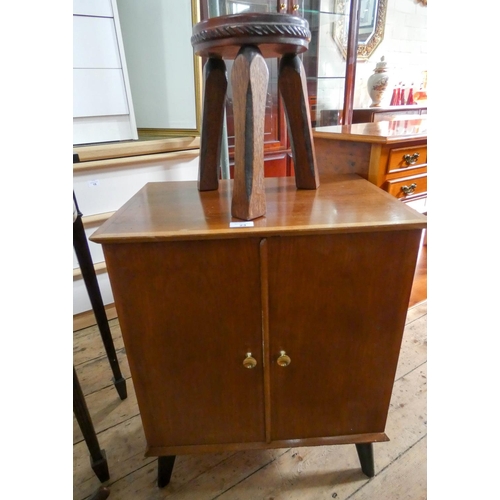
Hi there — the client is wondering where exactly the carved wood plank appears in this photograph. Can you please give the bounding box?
[278,53,319,189]
[231,45,268,220]
[198,58,228,191]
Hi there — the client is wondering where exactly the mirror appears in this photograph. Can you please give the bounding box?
[333,0,387,61]
[116,0,202,137]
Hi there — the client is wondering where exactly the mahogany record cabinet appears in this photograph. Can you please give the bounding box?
[90,173,427,487]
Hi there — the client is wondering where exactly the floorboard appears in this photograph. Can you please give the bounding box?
[73,300,427,500]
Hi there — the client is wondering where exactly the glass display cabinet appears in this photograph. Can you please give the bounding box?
[199,0,355,177]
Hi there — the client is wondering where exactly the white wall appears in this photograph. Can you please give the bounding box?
[73,155,198,315]
[354,0,428,108]
[73,0,138,144]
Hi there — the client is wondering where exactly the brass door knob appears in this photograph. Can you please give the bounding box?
[243,353,257,369]
[277,350,291,367]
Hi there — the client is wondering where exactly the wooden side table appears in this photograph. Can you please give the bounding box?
[313,119,427,209]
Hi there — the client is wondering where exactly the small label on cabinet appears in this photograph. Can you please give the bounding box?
[229,221,254,228]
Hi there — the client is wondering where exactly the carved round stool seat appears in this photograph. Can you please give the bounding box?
[191,13,311,59]
[191,13,319,221]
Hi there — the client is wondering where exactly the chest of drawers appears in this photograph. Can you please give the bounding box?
[313,119,427,209]
[91,173,427,486]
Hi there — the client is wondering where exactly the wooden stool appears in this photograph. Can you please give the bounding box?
[191,13,319,221]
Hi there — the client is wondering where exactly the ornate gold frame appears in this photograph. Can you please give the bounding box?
[333,0,388,61]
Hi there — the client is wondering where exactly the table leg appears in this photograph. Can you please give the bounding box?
[198,57,228,191]
[278,53,319,190]
[73,200,127,400]
[355,442,375,477]
[231,45,268,221]
[158,455,176,487]
[73,366,110,482]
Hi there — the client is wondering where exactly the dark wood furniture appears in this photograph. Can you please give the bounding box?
[191,12,319,219]
[352,105,427,124]
[73,188,127,400]
[313,118,427,208]
[91,172,426,488]
[73,366,110,483]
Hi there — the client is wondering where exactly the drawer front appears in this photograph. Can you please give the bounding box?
[386,174,427,200]
[387,145,427,174]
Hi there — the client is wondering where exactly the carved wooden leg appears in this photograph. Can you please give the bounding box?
[158,455,176,488]
[73,366,110,482]
[278,53,319,189]
[199,57,228,191]
[355,443,375,477]
[73,194,127,400]
[231,45,268,220]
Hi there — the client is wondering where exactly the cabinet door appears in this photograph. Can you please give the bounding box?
[266,230,422,441]
[104,238,266,448]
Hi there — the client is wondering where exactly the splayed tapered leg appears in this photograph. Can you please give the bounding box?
[231,45,268,221]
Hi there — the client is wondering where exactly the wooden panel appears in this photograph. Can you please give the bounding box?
[352,106,427,124]
[229,153,289,179]
[314,138,371,177]
[386,174,427,200]
[73,68,129,117]
[267,230,423,441]
[373,110,424,122]
[73,16,121,69]
[102,238,266,450]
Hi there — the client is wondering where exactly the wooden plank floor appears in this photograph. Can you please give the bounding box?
[73,294,427,500]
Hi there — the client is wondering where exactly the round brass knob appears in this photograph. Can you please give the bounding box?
[277,350,291,367]
[243,353,257,369]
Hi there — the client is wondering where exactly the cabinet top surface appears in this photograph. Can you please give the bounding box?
[90,174,427,244]
[313,118,427,144]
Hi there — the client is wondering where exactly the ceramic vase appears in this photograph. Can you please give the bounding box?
[367,56,389,107]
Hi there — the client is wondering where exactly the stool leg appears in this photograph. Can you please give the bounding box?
[73,366,110,482]
[278,53,319,189]
[199,57,228,191]
[73,209,127,400]
[231,45,268,221]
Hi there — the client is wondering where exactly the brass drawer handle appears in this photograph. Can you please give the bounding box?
[277,351,291,367]
[243,353,257,369]
[403,153,420,165]
[401,183,417,195]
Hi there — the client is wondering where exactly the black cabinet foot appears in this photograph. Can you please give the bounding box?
[355,443,375,478]
[158,455,176,487]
